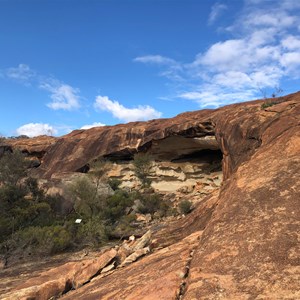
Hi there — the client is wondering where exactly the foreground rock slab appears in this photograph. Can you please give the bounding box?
[1,249,117,300]
[62,231,201,300]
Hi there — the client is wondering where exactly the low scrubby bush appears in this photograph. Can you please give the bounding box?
[6,225,72,255]
[107,178,121,191]
[179,200,193,215]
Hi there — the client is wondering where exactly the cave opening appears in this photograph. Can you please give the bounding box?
[100,135,224,193]
[148,138,223,192]
[171,148,223,167]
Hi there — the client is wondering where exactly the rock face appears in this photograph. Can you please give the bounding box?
[62,231,201,300]
[184,97,300,299]
[3,92,300,299]
[106,156,222,192]
[1,249,117,300]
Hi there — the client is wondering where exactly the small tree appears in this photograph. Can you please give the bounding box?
[68,176,104,219]
[0,150,28,186]
[133,153,152,187]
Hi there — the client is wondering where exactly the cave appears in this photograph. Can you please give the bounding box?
[171,149,223,166]
[146,135,223,192]
[105,135,223,193]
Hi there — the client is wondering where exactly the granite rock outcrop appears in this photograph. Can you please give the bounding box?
[2,92,300,299]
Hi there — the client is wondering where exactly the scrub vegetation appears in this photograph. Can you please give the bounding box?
[0,151,172,264]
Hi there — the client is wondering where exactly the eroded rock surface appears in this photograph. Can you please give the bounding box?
[3,92,300,299]
[184,99,300,299]
[0,249,117,300]
[62,231,201,300]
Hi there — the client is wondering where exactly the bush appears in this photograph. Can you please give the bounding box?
[179,200,193,215]
[102,190,134,223]
[108,178,121,191]
[76,217,108,247]
[138,193,161,214]
[261,101,276,109]
[44,225,72,253]
[0,150,28,186]
[110,214,136,239]
[138,193,172,217]
[133,153,152,187]
[68,176,104,219]
[3,225,72,255]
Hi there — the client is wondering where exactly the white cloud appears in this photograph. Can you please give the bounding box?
[80,122,106,129]
[195,39,250,72]
[281,35,300,50]
[280,52,300,69]
[134,55,177,65]
[208,3,227,25]
[138,0,300,107]
[134,55,184,82]
[243,10,296,29]
[6,64,35,83]
[16,123,57,137]
[41,80,81,110]
[94,95,162,122]
[2,64,81,111]
[179,89,256,108]
[213,71,252,89]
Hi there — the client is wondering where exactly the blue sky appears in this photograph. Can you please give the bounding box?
[1,0,300,137]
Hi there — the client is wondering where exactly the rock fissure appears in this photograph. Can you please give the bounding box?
[176,248,196,300]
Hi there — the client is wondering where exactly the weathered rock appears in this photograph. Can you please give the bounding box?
[120,247,150,267]
[6,135,56,162]
[132,230,152,251]
[183,98,300,299]
[100,262,116,274]
[3,92,300,299]
[1,249,117,300]
[135,213,152,223]
[62,231,201,300]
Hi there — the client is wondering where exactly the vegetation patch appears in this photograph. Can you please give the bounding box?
[0,151,174,265]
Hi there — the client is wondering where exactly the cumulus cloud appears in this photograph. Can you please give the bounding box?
[138,0,300,107]
[41,80,81,110]
[16,123,57,137]
[208,3,227,25]
[94,95,162,122]
[80,122,106,129]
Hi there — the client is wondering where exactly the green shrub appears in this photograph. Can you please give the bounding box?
[138,193,161,214]
[76,218,108,247]
[103,190,134,223]
[137,193,172,217]
[44,225,72,253]
[0,150,28,186]
[110,214,136,238]
[133,153,152,187]
[68,176,105,218]
[5,225,72,255]
[179,200,193,215]
[261,101,276,109]
[108,178,122,191]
